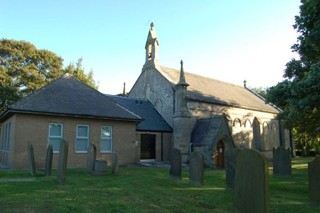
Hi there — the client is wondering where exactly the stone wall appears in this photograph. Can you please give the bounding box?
[129,67,175,127]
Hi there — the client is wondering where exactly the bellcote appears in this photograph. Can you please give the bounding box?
[143,22,160,70]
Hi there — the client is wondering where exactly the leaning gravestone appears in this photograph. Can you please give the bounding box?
[45,144,53,176]
[27,143,36,176]
[273,146,292,176]
[225,147,242,189]
[112,152,119,175]
[170,148,182,179]
[308,155,320,206]
[234,149,269,213]
[189,151,204,186]
[57,140,68,185]
[87,143,97,174]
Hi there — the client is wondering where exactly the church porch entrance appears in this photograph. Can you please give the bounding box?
[215,140,225,169]
[140,134,156,161]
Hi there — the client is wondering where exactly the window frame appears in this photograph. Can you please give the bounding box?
[75,124,89,153]
[100,126,112,153]
[48,123,63,153]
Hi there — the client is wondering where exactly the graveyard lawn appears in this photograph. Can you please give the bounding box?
[0,157,319,213]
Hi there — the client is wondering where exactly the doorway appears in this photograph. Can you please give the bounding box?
[215,140,225,168]
[140,134,156,160]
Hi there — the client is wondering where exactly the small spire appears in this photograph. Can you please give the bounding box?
[123,82,126,96]
[243,80,247,88]
[177,60,189,86]
[150,22,154,30]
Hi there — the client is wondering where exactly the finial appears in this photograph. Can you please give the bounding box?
[178,60,188,86]
[243,80,247,87]
[150,22,154,30]
[123,82,126,96]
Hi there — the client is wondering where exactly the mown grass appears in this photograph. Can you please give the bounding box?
[0,157,319,212]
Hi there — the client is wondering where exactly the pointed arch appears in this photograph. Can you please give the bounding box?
[270,122,280,148]
[262,121,270,150]
[144,83,151,100]
[154,98,163,113]
[233,118,241,127]
[243,119,252,128]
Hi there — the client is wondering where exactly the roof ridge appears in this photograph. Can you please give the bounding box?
[160,65,244,88]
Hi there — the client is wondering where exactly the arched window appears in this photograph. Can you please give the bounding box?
[243,119,252,128]
[148,43,152,60]
[271,122,279,148]
[233,118,241,128]
[144,83,151,100]
[154,99,163,113]
[262,122,270,150]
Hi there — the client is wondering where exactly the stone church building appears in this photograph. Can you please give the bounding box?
[129,23,289,167]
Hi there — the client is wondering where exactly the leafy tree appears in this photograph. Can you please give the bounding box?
[0,39,97,113]
[266,0,320,154]
[64,58,98,89]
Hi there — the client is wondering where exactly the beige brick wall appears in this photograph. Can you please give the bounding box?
[7,113,138,169]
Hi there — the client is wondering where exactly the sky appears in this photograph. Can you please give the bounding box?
[1,0,301,95]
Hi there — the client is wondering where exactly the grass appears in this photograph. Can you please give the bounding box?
[0,157,319,213]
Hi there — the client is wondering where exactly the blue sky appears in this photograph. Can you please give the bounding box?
[1,0,301,94]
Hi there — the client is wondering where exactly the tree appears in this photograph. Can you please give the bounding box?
[266,0,320,154]
[64,58,98,89]
[0,39,98,113]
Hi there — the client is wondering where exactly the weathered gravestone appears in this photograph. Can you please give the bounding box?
[112,152,119,175]
[225,147,242,189]
[87,143,97,174]
[252,117,262,151]
[170,148,182,179]
[45,144,53,176]
[189,151,204,186]
[93,160,107,176]
[27,143,36,176]
[57,140,68,185]
[308,155,320,206]
[273,146,292,176]
[234,149,269,213]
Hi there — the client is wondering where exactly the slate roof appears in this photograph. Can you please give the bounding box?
[0,74,141,122]
[108,95,172,132]
[159,66,279,113]
[191,115,234,147]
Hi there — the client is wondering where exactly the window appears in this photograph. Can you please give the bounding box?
[48,123,63,153]
[76,125,89,153]
[101,126,112,153]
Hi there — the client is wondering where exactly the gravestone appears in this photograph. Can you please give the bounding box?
[57,140,68,185]
[273,146,292,176]
[308,155,320,206]
[112,152,119,175]
[189,151,204,186]
[170,148,182,179]
[225,147,241,189]
[27,143,36,176]
[87,143,97,174]
[93,160,107,176]
[45,144,53,176]
[234,149,269,213]
[252,117,262,150]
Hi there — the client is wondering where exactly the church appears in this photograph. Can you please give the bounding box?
[0,23,292,169]
[129,23,290,167]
